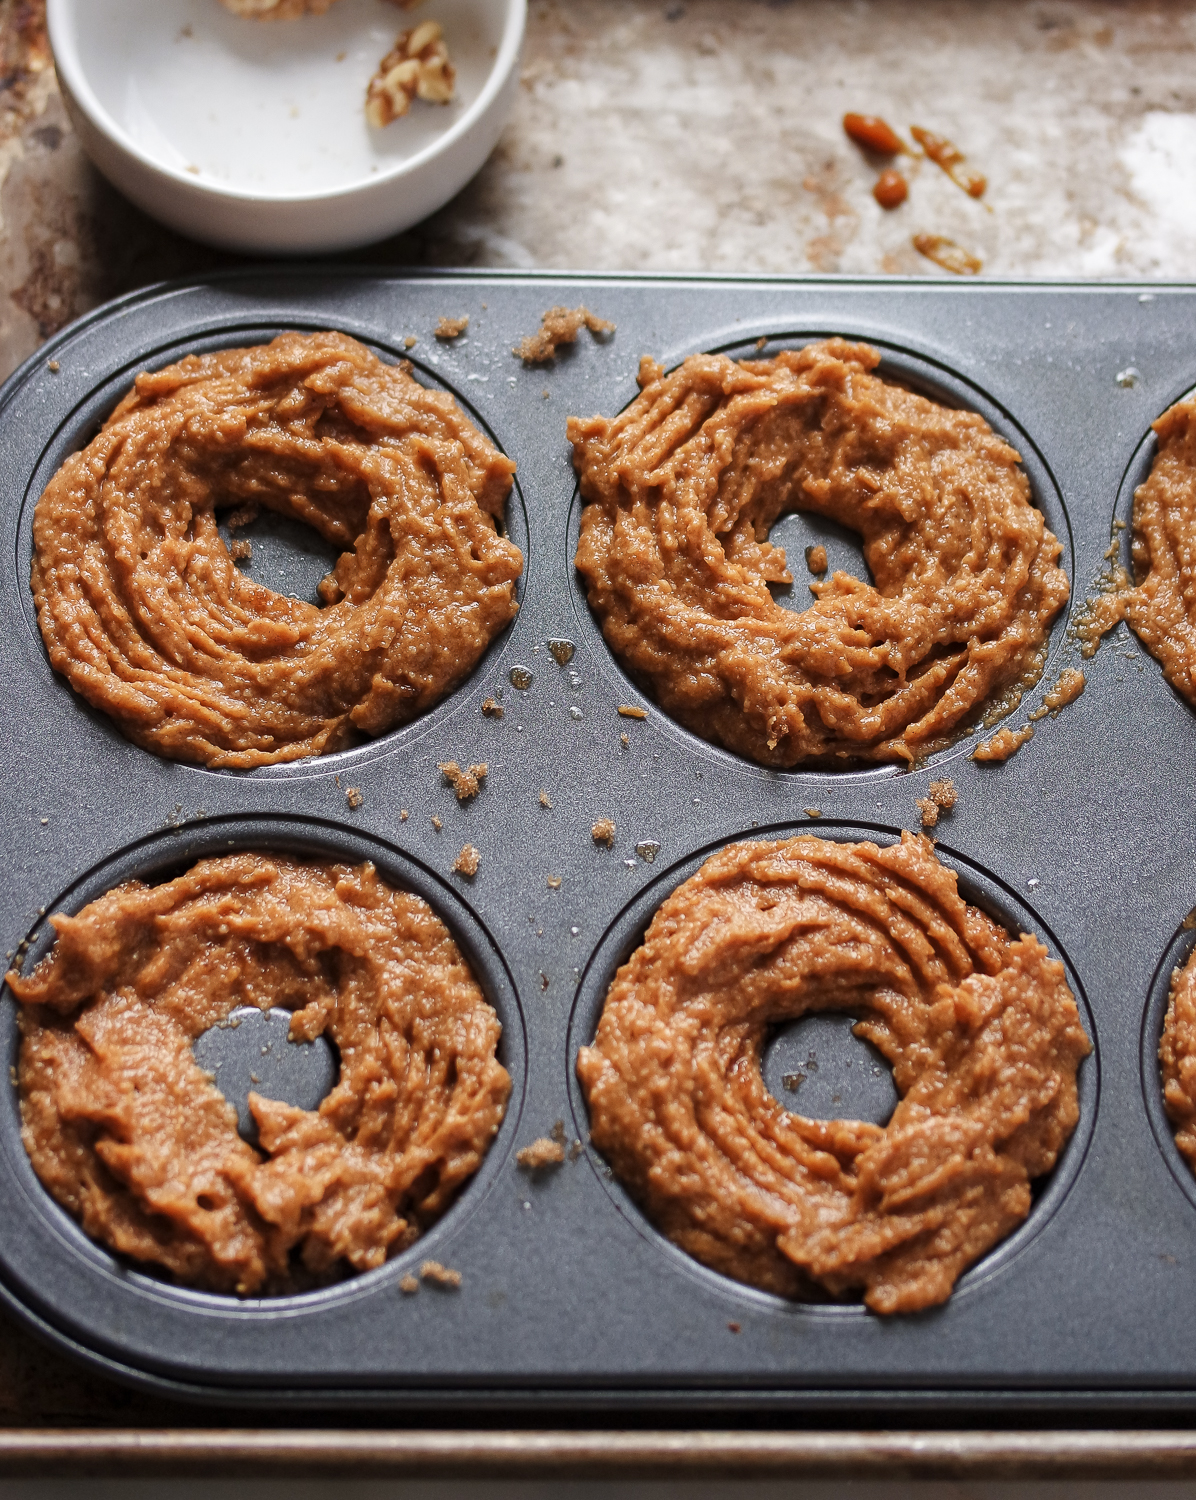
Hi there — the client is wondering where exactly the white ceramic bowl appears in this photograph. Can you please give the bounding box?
[47,0,525,255]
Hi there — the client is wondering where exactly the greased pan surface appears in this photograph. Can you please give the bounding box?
[0,269,1190,1411]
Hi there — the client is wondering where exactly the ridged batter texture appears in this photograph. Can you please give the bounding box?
[9,853,510,1296]
[1159,944,1196,1170]
[31,332,522,768]
[569,339,1068,767]
[1126,397,1196,705]
[577,834,1089,1314]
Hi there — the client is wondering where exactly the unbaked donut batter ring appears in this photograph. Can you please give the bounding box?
[9,852,511,1297]
[577,833,1090,1314]
[569,338,1068,768]
[31,331,523,768]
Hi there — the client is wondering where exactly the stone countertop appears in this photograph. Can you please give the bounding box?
[1,0,1195,1429]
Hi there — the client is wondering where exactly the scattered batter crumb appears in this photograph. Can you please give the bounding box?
[431,815,443,831]
[400,808,409,821]
[481,697,503,718]
[1029,667,1086,719]
[973,724,1035,762]
[399,1273,419,1294]
[620,733,630,747]
[913,234,982,276]
[228,538,252,562]
[435,315,469,340]
[345,786,363,810]
[404,336,417,350]
[805,545,828,574]
[617,705,648,719]
[419,1259,462,1288]
[916,778,956,828]
[539,790,552,809]
[514,306,615,364]
[454,844,480,877]
[911,125,986,198]
[592,819,616,846]
[547,874,562,889]
[439,761,487,800]
[517,1137,566,1170]
[46,360,59,373]
[366,20,455,129]
[803,807,822,819]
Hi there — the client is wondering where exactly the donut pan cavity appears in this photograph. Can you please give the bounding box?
[0,269,1194,1414]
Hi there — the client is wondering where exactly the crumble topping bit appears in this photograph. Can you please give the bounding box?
[435,316,469,340]
[399,1273,419,1294]
[439,761,487,801]
[454,844,480,877]
[419,1259,462,1288]
[916,780,956,830]
[513,306,615,364]
[366,20,455,129]
[592,819,616,847]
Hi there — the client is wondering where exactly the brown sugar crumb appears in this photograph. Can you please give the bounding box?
[454,844,480,877]
[805,545,828,575]
[481,696,504,718]
[913,233,982,276]
[365,20,455,129]
[546,874,562,889]
[419,1259,462,1288]
[345,786,363,810]
[592,819,616,847]
[973,724,1034,763]
[431,815,443,831]
[435,315,469,340]
[803,807,822,819]
[514,306,615,364]
[539,790,552,809]
[439,761,487,800]
[617,704,648,720]
[911,125,986,198]
[517,1137,566,1170]
[228,537,252,562]
[399,1273,419,1294]
[873,170,908,209]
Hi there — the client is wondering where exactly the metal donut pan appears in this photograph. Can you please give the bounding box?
[0,267,1192,1415]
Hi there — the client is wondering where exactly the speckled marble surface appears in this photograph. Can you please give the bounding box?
[2,0,1196,1429]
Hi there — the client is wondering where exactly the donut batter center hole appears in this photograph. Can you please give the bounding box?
[217,510,345,608]
[766,512,871,612]
[762,1012,898,1127]
[193,1005,338,1147]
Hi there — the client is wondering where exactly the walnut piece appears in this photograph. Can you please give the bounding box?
[366,21,456,129]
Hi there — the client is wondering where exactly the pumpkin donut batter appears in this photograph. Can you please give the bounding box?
[1159,943,1196,1171]
[1124,396,1196,706]
[569,339,1068,768]
[8,852,511,1296]
[31,331,522,768]
[577,833,1089,1314]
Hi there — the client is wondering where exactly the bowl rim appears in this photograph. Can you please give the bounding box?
[45,0,527,207]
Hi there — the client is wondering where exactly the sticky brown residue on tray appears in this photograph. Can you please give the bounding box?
[578,833,1088,1314]
[514,307,615,364]
[30,332,522,769]
[973,723,1035,762]
[7,853,510,1296]
[435,315,469,340]
[916,777,957,827]
[910,125,987,198]
[592,819,616,847]
[569,339,1066,769]
[454,844,480,877]
[913,234,982,276]
[366,21,455,129]
[439,761,487,801]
